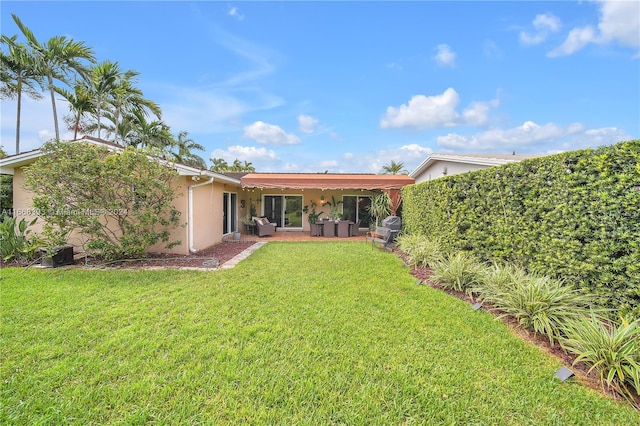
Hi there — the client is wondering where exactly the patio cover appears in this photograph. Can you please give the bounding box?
[240,173,415,190]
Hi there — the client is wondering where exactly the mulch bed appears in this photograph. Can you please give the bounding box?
[84,241,257,269]
[1,241,257,270]
[389,246,635,405]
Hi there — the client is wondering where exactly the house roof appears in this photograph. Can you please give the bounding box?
[241,173,414,190]
[409,153,543,178]
[0,136,240,185]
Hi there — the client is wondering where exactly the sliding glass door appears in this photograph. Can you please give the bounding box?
[342,195,371,228]
[223,192,237,234]
[264,195,302,228]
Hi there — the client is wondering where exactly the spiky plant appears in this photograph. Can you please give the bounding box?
[395,234,445,268]
[480,274,596,346]
[430,251,486,294]
[561,314,640,408]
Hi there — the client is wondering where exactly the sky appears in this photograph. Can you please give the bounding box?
[1,1,639,174]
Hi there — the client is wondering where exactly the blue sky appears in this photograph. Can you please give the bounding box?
[1,1,638,173]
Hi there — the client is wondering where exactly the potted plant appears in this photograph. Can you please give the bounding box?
[303,200,324,236]
[367,191,392,229]
[326,195,343,221]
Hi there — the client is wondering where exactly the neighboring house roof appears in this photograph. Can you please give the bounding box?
[0,136,240,185]
[223,172,251,180]
[241,173,414,190]
[409,153,543,178]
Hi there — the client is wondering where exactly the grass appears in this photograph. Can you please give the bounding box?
[1,242,638,424]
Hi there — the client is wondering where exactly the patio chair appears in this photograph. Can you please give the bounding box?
[337,220,351,238]
[350,220,361,237]
[322,220,336,237]
[255,217,276,237]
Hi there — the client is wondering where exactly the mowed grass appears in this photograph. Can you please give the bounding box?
[1,242,638,425]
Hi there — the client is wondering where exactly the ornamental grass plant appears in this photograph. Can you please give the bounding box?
[394,234,445,268]
[430,251,486,294]
[561,314,640,408]
[478,272,596,346]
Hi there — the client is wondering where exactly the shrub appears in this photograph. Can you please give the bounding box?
[430,251,486,294]
[561,314,640,407]
[0,216,39,261]
[24,140,182,261]
[395,234,445,267]
[471,262,529,297]
[402,140,640,318]
[479,273,596,346]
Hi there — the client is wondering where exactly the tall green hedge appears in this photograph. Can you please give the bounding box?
[402,140,640,317]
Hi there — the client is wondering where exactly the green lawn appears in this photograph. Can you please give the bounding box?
[1,242,638,425]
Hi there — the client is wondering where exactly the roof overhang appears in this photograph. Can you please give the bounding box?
[241,173,414,190]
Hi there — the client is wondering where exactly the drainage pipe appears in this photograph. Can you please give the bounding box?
[188,177,214,253]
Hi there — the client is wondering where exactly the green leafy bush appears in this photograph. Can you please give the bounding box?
[430,251,486,294]
[561,315,640,407]
[402,140,640,317]
[23,140,182,261]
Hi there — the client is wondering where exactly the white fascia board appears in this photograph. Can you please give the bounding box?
[409,154,515,178]
[0,150,44,175]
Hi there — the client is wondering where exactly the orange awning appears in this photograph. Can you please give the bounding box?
[240,173,414,190]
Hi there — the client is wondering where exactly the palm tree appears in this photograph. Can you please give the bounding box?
[123,109,172,149]
[85,60,119,140]
[11,14,95,140]
[0,35,43,153]
[107,69,161,145]
[381,160,408,175]
[55,84,95,139]
[169,131,206,169]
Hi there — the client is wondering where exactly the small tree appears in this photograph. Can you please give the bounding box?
[24,140,182,260]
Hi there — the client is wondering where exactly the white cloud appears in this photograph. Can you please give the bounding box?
[436,120,584,150]
[597,0,640,48]
[381,88,460,129]
[434,44,456,67]
[548,1,639,57]
[520,13,562,45]
[380,88,499,130]
[297,114,319,134]
[228,6,244,21]
[243,121,301,145]
[210,145,279,163]
[547,26,596,57]
[399,143,434,159]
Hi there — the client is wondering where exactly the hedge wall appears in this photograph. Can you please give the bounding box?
[402,140,640,317]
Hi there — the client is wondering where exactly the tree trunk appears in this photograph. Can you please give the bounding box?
[15,78,22,154]
[47,73,59,140]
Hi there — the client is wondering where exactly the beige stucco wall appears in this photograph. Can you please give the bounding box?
[12,168,243,256]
